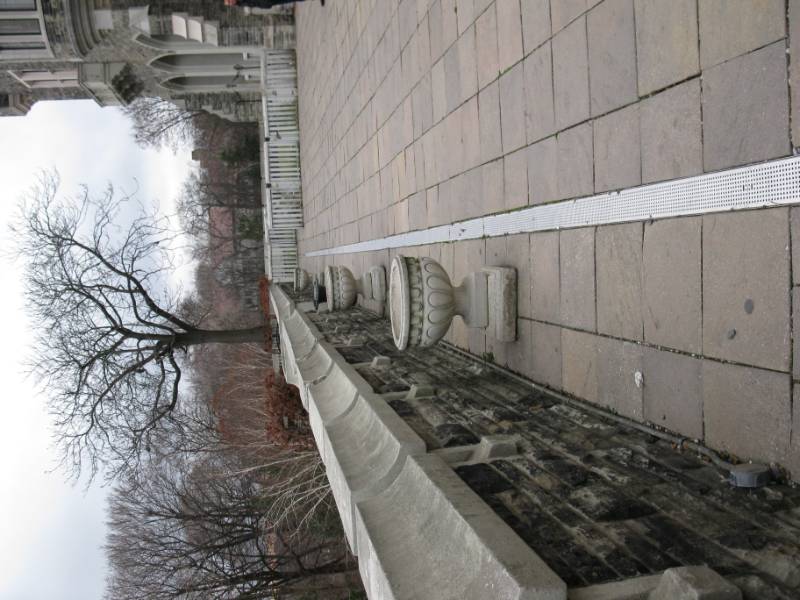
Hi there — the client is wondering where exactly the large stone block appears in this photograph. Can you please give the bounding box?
[703,360,791,467]
[478,80,503,163]
[476,3,499,89]
[792,0,800,148]
[698,0,785,68]
[640,78,702,184]
[521,0,551,53]
[793,208,800,286]
[556,123,594,200]
[634,0,699,95]
[651,566,742,600]
[587,0,637,116]
[596,222,643,341]
[500,61,527,153]
[593,104,641,193]
[703,209,790,372]
[702,41,790,171]
[596,336,643,419]
[354,453,567,600]
[531,231,561,322]
[527,135,558,205]
[642,347,703,440]
[551,0,587,32]
[561,328,598,403]
[553,16,590,130]
[524,41,556,144]
[531,320,563,389]
[496,0,524,71]
[559,227,596,331]
[458,24,478,102]
[504,147,529,210]
[643,216,702,354]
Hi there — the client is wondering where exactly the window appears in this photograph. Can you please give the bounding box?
[0,94,8,108]
[13,69,78,88]
[0,40,44,49]
[0,19,39,35]
[0,0,36,10]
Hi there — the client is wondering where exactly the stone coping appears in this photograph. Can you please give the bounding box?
[270,284,567,599]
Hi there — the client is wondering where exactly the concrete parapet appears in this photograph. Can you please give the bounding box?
[354,453,567,600]
[270,285,569,599]
[323,393,426,554]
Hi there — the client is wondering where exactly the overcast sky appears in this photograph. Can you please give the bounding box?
[0,100,194,600]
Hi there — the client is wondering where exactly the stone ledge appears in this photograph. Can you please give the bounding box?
[355,453,566,600]
[270,284,569,599]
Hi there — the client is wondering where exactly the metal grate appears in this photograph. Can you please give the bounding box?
[307,155,800,256]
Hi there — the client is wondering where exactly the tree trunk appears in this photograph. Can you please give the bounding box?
[178,326,267,347]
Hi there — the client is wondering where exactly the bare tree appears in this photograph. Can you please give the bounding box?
[122,97,204,151]
[13,173,268,481]
[105,449,355,600]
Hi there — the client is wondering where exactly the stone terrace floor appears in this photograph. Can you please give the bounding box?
[291,0,800,482]
[286,290,800,599]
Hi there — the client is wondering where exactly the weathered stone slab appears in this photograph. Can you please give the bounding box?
[478,80,503,163]
[531,231,561,322]
[500,61,527,153]
[556,123,593,200]
[643,347,703,440]
[650,566,742,600]
[702,208,790,372]
[698,0,785,69]
[643,216,702,354]
[634,0,699,95]
[551,0,586,33]
[559,227,596,331]
[496,0,524,72]
[527,136,558,205]
[354,453,567,600]
[531,321,562,389]
[521,0,551,53]
[524,41,556,144]
[596,335,644,420]
[553,16,590,130]
[703,360,791,465]
[476,3,499,89]
[587,0,637,116]
[593,104,641,193]
[640,78,702,184]
[702,41,790,171]
[596,222,643,341]
[561,328,599,403]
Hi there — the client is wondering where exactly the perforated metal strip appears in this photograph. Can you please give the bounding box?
[306,155,800,256]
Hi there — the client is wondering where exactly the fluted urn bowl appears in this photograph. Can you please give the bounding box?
[389,255,456,350]
[293,268,311,291]
[324,265,358,311]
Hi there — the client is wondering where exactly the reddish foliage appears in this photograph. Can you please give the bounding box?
[259,276,314,451]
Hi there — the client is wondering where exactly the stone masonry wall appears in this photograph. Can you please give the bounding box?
[293,0,800,479]
[293,297,800,598]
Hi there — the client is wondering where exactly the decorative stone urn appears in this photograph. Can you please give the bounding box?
[294,268,311,291]
[323,265,387,311]
[389,255,517,350]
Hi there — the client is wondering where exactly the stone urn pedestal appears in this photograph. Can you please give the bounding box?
[388,255,517,350]
[294,268,312,291]
[323,265,387,311]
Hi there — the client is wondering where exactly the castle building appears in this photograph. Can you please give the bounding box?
[0,0,294,121]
